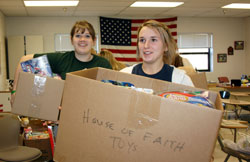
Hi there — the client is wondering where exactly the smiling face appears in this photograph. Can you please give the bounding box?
[70,20,96,57]
[138,26,168,65]
[71,28,96,56]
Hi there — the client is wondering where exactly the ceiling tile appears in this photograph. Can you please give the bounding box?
[77,1,133,7]
[0,0,24,7]
[0,0,249,17]
[0,7,27,16]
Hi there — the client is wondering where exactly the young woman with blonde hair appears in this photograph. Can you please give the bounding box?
[120,20,193,86]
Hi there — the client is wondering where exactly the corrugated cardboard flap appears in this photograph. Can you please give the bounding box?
[12,72,64,121]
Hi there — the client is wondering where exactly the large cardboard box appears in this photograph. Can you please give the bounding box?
[12,72,64,121]
[54,67,223,162]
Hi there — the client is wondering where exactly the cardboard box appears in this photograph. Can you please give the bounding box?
[54,67,223,162]
[189,72,208,89]
[24,138,53,161]
[12,71,64,121]
[23,119,54,161]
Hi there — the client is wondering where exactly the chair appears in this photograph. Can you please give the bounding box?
[218,133,250,162]
[219,91,250,120]
[221,119,249,143]
[218,77,230,83]
[220,90,230,100]
[0,113,42,162]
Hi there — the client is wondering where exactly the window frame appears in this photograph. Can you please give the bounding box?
[179,48,211,72]
[177,33,213,72]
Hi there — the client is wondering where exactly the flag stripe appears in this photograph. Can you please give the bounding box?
[100,16,177,64]
[131,42,137,46]
[172,32,177,36]
[132,32,177,37]
[113,54,137,58]
[131,35,137,39]
[107,49,137,54]
[131,24,177,31]
[116,57,142,62]
[131,17,177,23]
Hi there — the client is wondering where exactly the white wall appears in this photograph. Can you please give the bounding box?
[246,17,250,75]
[5,16,99,53]
[0,11,7,91]
[178,17,249,82]
[4,16,250,83]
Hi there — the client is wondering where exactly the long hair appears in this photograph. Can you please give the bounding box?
[136,20,178,64]
[100,49,126,71]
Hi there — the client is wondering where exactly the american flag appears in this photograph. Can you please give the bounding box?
[100,16,177,65]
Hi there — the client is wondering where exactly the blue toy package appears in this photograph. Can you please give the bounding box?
[21,55,53,77]
[101,80,134,87]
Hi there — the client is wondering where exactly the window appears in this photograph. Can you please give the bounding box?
[55,34,74,52]
[178,33,213,72]
[54,33,99,52]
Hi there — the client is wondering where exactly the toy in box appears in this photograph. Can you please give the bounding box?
[20,55,53,77]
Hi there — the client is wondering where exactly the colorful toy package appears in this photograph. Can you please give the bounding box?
[21,55,53,77]
[158,91,214,108]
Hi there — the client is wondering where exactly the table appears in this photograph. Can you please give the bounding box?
[221,119,249,142]
[217,85,250,92]
[221,99,250,119]
[230,92,250,99]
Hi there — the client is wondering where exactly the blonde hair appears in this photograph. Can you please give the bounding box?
[91,48,97,55]
[137,20,178,64]
[100,49,126,71]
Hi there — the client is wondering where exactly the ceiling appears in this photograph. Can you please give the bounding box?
[0,0,250,18]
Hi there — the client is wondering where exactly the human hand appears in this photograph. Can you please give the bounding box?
[10,92,16,107]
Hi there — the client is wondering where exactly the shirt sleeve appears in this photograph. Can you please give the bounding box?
[172,67,194,87]
[120,64,136,73]
[101,59,112,69]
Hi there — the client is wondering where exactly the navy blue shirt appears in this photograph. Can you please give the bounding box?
[132,63,174,82]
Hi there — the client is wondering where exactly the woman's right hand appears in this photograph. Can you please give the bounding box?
[10,92,16,107]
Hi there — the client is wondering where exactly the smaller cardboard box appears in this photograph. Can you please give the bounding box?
[23,119,54,161]
[54,67,223,162]
[12,72,64,121]
[24,138,53,161]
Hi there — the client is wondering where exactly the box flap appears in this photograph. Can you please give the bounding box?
[12,72,64,121]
